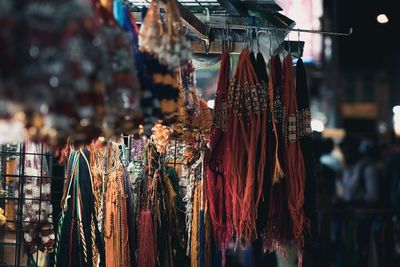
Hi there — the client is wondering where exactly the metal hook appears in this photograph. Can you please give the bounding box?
[297,28,301,57]
[245,26,250,49]
[269,30,272,57]
[221,25,226,52]
[274,29,280,55]
[203,39,211,54]
[247,26,251,50]
[251,28,256,52]
[242,26,247,48]
[228,24,233,52]
[184,26,189,36]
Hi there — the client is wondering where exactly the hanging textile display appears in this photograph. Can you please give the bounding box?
[0,0,143,145]
[139,0,191,69]
[135,142,188,267]
[92,0,141,137]
[19,0,109,145]
[254,51,272,234]
[264,55,292,257]
[226,48,268,246]
[205,46,313,267]
[100,144,131,267]
[206,51,231,254]
[13,141,56,256]
[138,1,182,134]
[56,135,211,267]
[282,54,308,264]
[296,58,317,241]
[55,148,105,267]
[157,0,191,68]
[136,0,196,136]
[0,0,321,265]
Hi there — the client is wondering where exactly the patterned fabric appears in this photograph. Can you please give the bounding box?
[14,141,55,254]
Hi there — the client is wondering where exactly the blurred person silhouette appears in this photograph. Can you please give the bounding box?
[334,137,380,267]
[337,137,378,206]
[320,138,342,176]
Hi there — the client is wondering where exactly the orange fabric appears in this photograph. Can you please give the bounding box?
[5,160,16,231]
[104,149,130,267]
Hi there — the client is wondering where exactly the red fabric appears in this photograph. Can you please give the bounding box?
[206,51,231,249]
[138,210,156,267]
[282,54,307,266]
[265,56,292,254]
[226,49,262,246]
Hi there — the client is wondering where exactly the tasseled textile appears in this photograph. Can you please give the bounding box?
[55,149,105,267]
[104,144,131,267]
[206,51,232,251]
[282,54,308,265]
[138,210,157,267]
[296,58,318,261]
[225,48,268,246]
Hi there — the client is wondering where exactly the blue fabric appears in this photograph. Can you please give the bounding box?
[113,0,121,26]
[199,210,204,267]
[212,240,222,267]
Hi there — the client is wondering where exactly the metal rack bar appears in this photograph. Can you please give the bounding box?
[15,143,25,267]
[206,23,353,36]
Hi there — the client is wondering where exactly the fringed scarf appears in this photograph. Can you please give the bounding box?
[56,149,105,267]
[226,48,267,246]
[103,143,131,267]
[282,55,307,265]
[137,4,181,135]
[265,56,292,256]
[137,143,159,267]
[255,52,271,233]
[296,58,317,261]
[138,210,157,267]
[206,51,232,251]
[138,142,188,267]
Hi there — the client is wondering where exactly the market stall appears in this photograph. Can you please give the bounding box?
[0,0,352,266]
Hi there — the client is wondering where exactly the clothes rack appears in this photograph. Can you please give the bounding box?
[189,23,352,54]
[205,23,353,37]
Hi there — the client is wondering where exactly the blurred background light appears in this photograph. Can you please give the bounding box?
[377,13,389,24]
[311,119,325,132]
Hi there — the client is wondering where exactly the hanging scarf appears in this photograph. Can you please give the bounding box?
[226,48,267,246]
[104,143,131,267]
[56,148,105,267]
[265,56,292,256]
[138,142,188,267]
[255,52,271,233]
[206,51,232,251]
[296,58,317,254]
[282,54,307,266]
